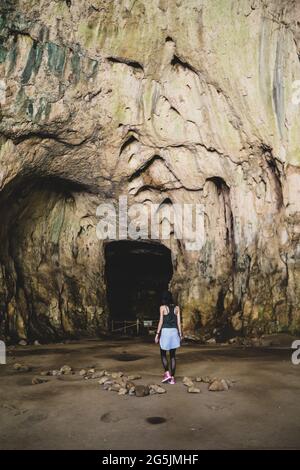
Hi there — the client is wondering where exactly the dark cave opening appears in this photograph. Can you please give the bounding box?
[104,241,173,325]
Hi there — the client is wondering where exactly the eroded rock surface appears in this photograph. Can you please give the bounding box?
[0,0,300,341]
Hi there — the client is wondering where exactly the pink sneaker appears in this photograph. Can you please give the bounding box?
[162,371,171,383]
[169,376,176,385]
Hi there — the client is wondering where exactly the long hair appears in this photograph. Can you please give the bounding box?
[161,290,174,306]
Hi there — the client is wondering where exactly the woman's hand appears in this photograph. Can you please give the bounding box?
[155,333,159,344]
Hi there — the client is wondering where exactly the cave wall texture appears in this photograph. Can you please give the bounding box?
[0,0,300,341]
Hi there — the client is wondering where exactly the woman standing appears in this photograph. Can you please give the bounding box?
[155,290,182,384]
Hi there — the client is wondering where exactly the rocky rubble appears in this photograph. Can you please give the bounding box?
[13,362,166,395]
[39,365,74,376]
[183,375,234,392]
[12,360,236,394]
[98,372,166,397]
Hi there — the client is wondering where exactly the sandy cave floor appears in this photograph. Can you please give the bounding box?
[0,336,299,450]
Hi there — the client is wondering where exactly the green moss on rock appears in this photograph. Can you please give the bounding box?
[71,51,81,83]
[21,41,43,84]
[7,36,18,75]
[34,96,51,122]
[47,42,66,76]
[0,39,7,63]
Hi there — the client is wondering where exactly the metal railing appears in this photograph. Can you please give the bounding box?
[110,319,158,335]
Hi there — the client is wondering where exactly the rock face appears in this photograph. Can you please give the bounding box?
[0,0,300,341]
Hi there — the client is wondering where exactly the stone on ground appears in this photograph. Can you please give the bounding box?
[60,365,73,375]
[135,385,150,397]
[111,372,123,379]
[182,376,194,387]
[98,376,111,385]
[209,379,228,391]
[13,363,31,372]
[127,374,142,380]
[149,384,166,394]
[32,376,48,385]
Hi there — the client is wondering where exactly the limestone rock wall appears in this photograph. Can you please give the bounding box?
[0,0,300,340]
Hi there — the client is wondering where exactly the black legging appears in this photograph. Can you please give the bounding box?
[160,348,176,376]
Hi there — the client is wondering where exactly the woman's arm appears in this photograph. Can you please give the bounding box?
[176,306,183,339]
[155,306,165,343]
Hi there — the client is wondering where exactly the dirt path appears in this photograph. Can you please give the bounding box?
[0,338,299,449]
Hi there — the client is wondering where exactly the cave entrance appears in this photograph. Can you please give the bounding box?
[104,241,173,331]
